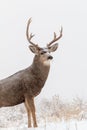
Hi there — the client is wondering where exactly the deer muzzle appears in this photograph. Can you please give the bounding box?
[47,55,53,60]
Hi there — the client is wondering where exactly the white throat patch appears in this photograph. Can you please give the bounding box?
[43,60,50,66]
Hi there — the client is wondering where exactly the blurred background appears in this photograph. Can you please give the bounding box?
[0,0,87,102]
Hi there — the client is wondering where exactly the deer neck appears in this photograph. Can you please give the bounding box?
[31,55,50,79]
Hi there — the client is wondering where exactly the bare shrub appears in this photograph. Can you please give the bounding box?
[38,95,87,122]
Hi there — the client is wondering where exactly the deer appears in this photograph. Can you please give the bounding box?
[0,18,63,127]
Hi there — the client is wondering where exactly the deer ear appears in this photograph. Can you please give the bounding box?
[49,43,58,52]
[29,45,38,54]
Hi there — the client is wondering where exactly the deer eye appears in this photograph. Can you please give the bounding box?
[40,51,47,55]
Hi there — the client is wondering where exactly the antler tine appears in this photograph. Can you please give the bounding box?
[26,18,37,46]
[47,26,63,47]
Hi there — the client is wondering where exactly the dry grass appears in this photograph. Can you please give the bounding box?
[0,95,87,127]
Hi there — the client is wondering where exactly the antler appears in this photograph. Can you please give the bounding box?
[47,26,63,47]
[26,18,38,46]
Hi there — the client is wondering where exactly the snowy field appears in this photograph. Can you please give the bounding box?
[0,98,87,130]
[0,120,87,130]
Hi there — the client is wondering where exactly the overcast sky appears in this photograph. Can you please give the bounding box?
[0,0,87,101]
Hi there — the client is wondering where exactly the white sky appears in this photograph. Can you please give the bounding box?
[0,0,87,101]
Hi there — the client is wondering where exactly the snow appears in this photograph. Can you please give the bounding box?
[0,98,87,130]
[44,120,87,130]
[0,120,87,130]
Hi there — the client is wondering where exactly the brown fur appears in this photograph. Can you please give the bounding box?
[0,55,50,127]
[0,18,62,127]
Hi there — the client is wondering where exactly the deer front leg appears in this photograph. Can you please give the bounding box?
[31,98,38,127]
[25,97,32,127]
[28,97,38,127]
[25,95,38,127]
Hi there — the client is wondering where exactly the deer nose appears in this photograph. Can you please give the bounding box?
[47,55,53,60]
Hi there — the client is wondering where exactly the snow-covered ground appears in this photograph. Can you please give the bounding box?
[0,100,87,130]
[45,120,87,130]
[0,120,87,130]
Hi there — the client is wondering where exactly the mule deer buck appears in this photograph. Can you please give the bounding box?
[0,18,62,127]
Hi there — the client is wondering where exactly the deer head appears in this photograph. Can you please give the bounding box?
[26,18,63,65]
